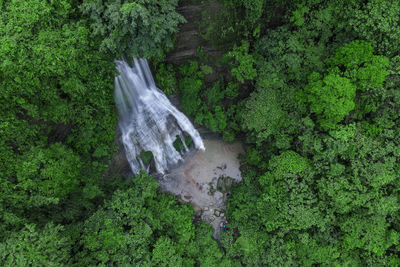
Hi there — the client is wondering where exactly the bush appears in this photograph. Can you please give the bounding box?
[155,63,178,95]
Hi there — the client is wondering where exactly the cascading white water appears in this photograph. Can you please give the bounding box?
[115,58,205,174]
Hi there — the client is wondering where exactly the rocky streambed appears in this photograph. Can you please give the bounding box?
[155,139,244,238]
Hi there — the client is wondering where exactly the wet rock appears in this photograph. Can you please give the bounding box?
[216,164,227,170]
[214,192,224,202]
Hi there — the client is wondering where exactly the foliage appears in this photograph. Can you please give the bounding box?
[176,60,240,140]
[242,80,293,144]
[200,0,289,47]
[155,63,178,95]
[75,172,227,266]
[220,1,400,266]
[0,0,120,238]
[2,0,400,265]
[347,0,400,56]
[290,3,309,27]
[222,0,287,38]
[173,135,193,152]
[178,61,204,116]
[224,41,257,83]
[326,40,389,115]
[297,40,389,130]
[302,72,356,129]
[80,0,185,58]
[16,143,82,206]
[224,0,265,28]
[139,150,154,166]
[0,223,71,266]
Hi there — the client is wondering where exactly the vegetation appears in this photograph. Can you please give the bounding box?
[80,0,185,58]
[2,0,400,265]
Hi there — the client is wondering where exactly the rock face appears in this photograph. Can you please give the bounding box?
[166,0,222,64]
[155,139,244,238]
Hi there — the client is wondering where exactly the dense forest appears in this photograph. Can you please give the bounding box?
[1,0,400,265]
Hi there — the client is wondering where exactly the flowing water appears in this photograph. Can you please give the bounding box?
[114,58,205,174]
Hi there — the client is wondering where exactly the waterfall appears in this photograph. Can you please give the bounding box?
[114,58,205,174]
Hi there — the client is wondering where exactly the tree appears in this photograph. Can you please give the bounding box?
[224,41,257,83]
[258,151,325,232]
[75,172,226,266]
[326,40,389,115]
[347,0,400,56]
[15,144,82,207]
[80,0,185,58]
[0,0,117,235]
[186,223,233,267]
[152,237,184,267]
[242,79,293,146]
[299,41,389,129]
[302,72,356,130]
[0,223,71,266]
[223,0,289,37]
[178,61,204,116]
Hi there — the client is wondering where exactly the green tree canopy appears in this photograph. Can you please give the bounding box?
[0,223,71,266]
[80,0,185,58]
[0,0,117,235]
[75,172,228,266]
[302,72,356,130]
